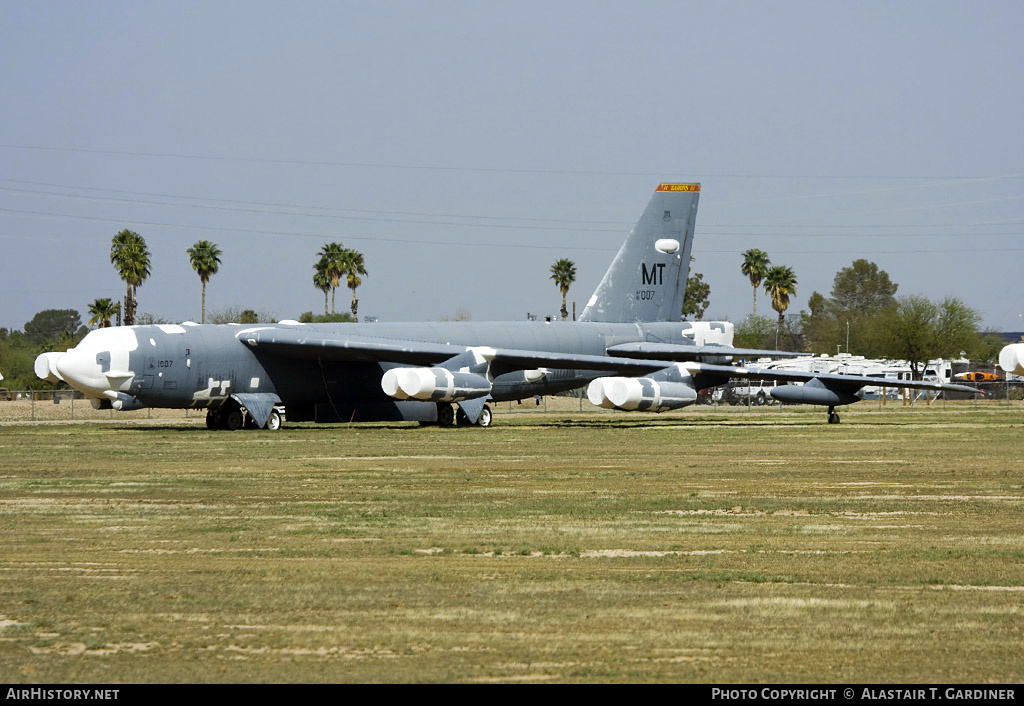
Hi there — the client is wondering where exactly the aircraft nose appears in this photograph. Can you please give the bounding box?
[55,346,104,393]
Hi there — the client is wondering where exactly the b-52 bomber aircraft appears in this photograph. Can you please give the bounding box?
[35,183,975,429]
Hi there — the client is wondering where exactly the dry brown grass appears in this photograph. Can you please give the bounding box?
[0,402,1021,682]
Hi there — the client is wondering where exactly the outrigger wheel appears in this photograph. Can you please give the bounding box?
[827,406,841,425]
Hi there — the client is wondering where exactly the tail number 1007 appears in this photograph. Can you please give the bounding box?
[635,290,656,300]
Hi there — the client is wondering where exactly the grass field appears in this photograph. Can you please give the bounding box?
[1,402,1022,683]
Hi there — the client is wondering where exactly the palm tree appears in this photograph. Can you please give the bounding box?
[318,242,346,314]
[186,240,222,323]
[550,258,577,321]
[88,298,119,328]
[110,229,151,326]
[313,256,331,315]
[340,248,368,319]
[740,249,771,316]
[763,265,798,346]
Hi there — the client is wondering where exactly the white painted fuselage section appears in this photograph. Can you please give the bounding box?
[49,327,139,399]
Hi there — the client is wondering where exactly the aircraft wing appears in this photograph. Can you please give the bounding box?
[689,362,979,395]
[240,328,671,376]
[240,328,463,365]
[607,342,806,361]
[240,328,977,393]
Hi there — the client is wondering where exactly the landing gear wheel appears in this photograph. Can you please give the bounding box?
[437,403,455,428]
[266,409,282,431]
[476,404,492,428]
[827,407,841,425]
[755,392,767,406]
[205,410,219,430]
[223,408,244,431]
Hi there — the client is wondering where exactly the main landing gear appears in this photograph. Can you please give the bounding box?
[434,402,492,428]
[205,400,282,431]
[206,405,243,431]
[827,406,841,425]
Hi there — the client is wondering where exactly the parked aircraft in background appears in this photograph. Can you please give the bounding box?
[35,183,976,428]
[760,354,955,401]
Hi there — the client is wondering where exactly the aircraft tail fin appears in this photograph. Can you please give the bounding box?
[580,183,700,323]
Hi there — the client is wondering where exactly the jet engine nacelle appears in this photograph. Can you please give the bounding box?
[381,367,491,402]
[587,377,697,412]
[770,381,859,406]
[998,343,1024,376]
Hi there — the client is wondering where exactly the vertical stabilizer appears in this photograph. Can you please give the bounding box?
[579,183,700,323]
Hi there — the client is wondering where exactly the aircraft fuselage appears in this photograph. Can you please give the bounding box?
[48,319,716,423]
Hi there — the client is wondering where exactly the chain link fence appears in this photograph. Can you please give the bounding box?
[0,389,198,423]
[0,383,1019,424]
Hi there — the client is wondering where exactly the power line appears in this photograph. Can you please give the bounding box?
[0,185,622,234]
[0,206,620,251]
[4,143,1024,180]
[2,206,1023,255]
[2,179,1021,233]
[0,178,625,226]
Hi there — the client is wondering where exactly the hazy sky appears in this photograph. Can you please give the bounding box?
[2,1,1022,339]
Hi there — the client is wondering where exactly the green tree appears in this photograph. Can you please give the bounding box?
[186,240,222,324]
[318,243,346,314]
[550,258,577,321]
[207,308,274,324]
[134,313,169,325]
[968,331,1010,365]
[877,296,981,379]
[298,311,356,323]
[24,309,83,345]
[763,265,798,328]
[88,298,119,329]
[741,249,771,316]
[830,259,898,314]
[439,308,472,322]
[110,229,151,326]
[313,257,331,315]
[802,260,898,356]
[801,292,840,354]
[238,309,259,324]
[340,248,368,319]
[733,315,777,350]
[681,258,710,320]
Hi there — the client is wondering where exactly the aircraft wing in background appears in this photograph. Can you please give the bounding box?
[606,342,807,362]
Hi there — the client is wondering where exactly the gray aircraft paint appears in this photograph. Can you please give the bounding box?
[580,183,699,324]
[38,183,976,427]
